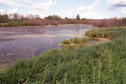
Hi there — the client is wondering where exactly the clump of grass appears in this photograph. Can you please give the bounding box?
[61,37,88,46]
[1,28,126,84]
[85,28,123,40]
[7,20,28,27]
[72,37,80,44]
[80,37,88,43]
[61,39,72,44]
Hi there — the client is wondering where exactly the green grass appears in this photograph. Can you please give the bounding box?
[0,20,29,27]
[7,20,28,27]
[61,39,72,44]
[0,27,126,84]
[85,28,126,40]
[61,37,88,46]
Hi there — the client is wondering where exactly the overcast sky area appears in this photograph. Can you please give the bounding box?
[0,0,126,19]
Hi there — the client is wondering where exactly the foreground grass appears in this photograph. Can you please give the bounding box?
[0,28,126,84]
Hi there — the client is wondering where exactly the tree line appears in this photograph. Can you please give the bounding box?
[0,13,126,27]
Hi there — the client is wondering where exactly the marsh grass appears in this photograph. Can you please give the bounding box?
[61,39,72,44]
[0,28,126,84]
[61,37,88,47]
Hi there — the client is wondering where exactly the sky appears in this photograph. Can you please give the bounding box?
[0,0,126,19]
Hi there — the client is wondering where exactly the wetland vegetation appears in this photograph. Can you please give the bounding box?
[1,0,126,83]
[0,27,126,84]
[1,14,126,27]
[61,37,88,46]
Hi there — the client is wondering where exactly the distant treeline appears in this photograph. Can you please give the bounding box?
[0,13,126,27]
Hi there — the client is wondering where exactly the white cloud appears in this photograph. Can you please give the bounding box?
[108,0,126,6]
[0,0,56,17]
[30,0,56,17]
[32,0,56,10]
[8,8,18,14]
[0,0,21,7]
[107,0,126,14]
[90,0,102,8]
[0,8,4,13]
[66,0,103,19]
[120,7,126,14]
[80,11,103,19]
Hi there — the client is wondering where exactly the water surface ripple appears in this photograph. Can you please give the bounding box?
[0,24,96,68]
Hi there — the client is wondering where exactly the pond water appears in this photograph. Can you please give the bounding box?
[0,24,96,69]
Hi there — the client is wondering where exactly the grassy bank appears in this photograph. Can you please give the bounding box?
[0,27,126,84]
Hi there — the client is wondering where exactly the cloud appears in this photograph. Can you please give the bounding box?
[0,0,56,16]
[108,0,126,14]
[66,0,103,19]
[120,7,126,14]
[0,8,4,13]
[108,0,126,7]
[8,8,18,14]
[0,0,21,7]
[32,0,56,10]
[30,0,56,16]
[90,0,102,7]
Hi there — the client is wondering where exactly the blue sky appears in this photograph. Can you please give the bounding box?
[0,0,126,19]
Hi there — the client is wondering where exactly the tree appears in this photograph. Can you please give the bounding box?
[0,14,9,23]
[76,14,80,20]
[35,15,40,19]
[13,13,19,20]
[44,15,62,20]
